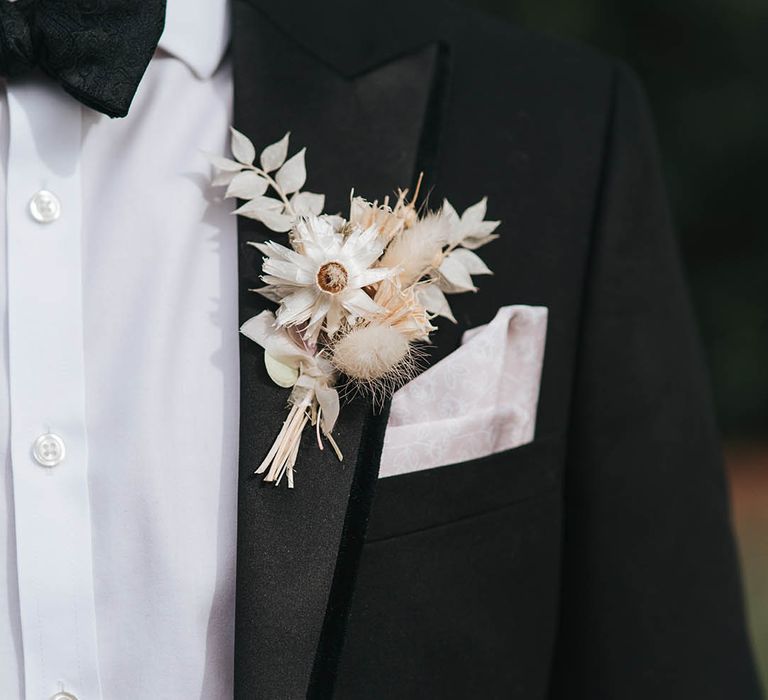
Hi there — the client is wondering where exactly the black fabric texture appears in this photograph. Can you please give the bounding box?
[231,1,762,698]
[0,0,165,117]
[232,2,439,697]
[545,63,762,699]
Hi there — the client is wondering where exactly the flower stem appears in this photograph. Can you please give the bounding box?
[243,163,296,217]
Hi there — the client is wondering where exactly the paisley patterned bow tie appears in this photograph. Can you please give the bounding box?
[0,0,166,118]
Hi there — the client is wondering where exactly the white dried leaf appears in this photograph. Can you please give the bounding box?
[260,132,290,172]
[442,197,500,247]
[204,152,242,172]
[264,351,299,388]
[450,248,493,275]
[225,171,269,199]
[230,127,256,165]
[461,197,487,226]
[253,285,284,303]
[291,191,325,216]
[233,196,284,218]
[441,198,460,226]
[257,210,294,232]
[468,220,501,237]
[461,233,500,250]
[417,283,456,323]
[322,214,347,232]
[441,198,462,244]
[438,254,477,293]
[275,148,306,195]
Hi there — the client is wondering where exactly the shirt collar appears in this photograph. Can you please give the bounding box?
[158,0,231,79]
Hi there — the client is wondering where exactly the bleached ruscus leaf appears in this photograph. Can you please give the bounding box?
[260,132,290,172]
[438,253,477,293]
[461,232,500,250]
[256,210,294,232]
[275,148,307,195]
[225,171,269,199]
[449,248,493,276]
[442,197,500,248]
[232,196,284,218]
[417,283,456,323]
[230,127,256,165]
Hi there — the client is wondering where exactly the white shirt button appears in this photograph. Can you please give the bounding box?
[51,693,78,700]
[32,433,66,467]
[29,190,61,223]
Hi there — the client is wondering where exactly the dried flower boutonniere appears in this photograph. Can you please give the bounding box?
[207,129,500,488]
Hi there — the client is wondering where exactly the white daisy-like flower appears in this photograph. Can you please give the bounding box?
[252,215,395,342]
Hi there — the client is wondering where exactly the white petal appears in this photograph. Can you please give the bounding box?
[276,288,319,326]
[265,352,299,387]
[254,285,283,303]
[251,239,291,258]
[262,258,314,286]
[275,148,307,195]
[417,283,456,323]
[253,240,310,268]
[233,196,284,217]
[225,171,269,199]
[230,126,256,165]
[295,217,344,260]
[449,248,493,275]
[342,288,382,318]
[342,225,385,268]
[291,191,325,216]
[261,274,306,288]
[350,266,394,288]
[322,214,347,232]
[203,152,242,172]
[324,303,344,337]
[438,254,477,292]
[260,132,290,172]
[306,295,332,330]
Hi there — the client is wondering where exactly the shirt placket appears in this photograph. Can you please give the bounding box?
[6,79,102,700]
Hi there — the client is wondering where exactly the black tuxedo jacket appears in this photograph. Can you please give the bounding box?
[229,1,762,698]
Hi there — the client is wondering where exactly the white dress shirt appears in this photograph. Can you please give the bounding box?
[0,1,238,697]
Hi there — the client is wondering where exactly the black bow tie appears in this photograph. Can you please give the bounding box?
[0,0,166,118]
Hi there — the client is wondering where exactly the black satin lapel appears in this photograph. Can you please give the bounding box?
[231,2,443,697]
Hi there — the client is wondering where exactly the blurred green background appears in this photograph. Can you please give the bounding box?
[462,0,768,687]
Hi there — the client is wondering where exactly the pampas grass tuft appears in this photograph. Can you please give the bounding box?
[330,323,423,403]
[379,211,449,285]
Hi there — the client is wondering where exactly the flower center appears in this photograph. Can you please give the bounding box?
[316,261,349,294]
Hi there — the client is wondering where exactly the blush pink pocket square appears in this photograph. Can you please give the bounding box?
[379,305,548,478]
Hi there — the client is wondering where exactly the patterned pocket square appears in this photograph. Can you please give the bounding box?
[379,305,548,477]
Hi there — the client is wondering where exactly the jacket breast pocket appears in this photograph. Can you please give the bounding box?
[379,305,548,479]
[366,434,563,542]
[338,435,565,699]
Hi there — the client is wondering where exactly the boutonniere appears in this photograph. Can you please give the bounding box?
[207,129,500,488]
